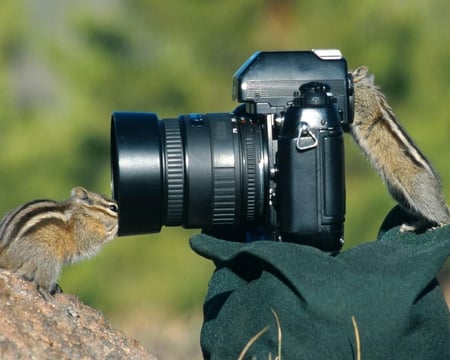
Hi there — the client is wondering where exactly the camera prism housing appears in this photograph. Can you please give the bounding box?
[111,49,354,251]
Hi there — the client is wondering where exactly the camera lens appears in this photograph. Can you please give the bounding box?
[111,112,267,236]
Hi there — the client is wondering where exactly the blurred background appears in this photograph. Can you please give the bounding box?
[1,0,449,358]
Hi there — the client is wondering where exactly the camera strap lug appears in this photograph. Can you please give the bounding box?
[296,122,318,151]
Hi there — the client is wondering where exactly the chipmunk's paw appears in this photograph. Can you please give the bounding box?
[399,218,442,233]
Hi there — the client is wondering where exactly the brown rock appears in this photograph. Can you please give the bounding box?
[0,268,157,360]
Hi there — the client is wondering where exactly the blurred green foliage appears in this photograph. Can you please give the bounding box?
[1,0,449,321]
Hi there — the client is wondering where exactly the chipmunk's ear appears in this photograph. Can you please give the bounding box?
[352,66,374,85]
[71,187,89,201]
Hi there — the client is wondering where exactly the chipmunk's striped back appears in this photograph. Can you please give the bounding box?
[351,66,450,230]
[0,199,72,250]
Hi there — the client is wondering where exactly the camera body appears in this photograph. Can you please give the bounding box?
[111,49,354,251]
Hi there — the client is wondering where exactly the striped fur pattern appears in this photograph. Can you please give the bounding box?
[351,66,450,231]
[0,187,118,299]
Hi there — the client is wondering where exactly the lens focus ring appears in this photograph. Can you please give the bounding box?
[164,119,184,225]
[245,136,257,221]
[212,167,236,224]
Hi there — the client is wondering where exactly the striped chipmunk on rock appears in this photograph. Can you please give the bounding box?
[351,66,450,232]
[0,187,118,300]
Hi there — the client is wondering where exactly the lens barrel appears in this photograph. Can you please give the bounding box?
[111,112,266,236]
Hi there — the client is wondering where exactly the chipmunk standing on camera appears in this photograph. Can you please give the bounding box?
[351,66,450,231]
[0,187,118,300]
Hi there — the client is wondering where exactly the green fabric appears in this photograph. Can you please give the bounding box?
[190,207,450,359]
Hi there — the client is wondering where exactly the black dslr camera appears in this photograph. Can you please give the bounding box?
[111,49,354,251]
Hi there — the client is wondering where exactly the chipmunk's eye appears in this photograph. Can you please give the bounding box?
[109,204,118,212]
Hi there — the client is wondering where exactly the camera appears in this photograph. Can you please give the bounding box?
[110,49,354,251]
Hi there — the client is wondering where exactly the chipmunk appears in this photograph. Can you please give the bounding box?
[0,187,118,300]
[351,66,450,232]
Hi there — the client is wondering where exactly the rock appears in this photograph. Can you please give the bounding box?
[0,268,157,360]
